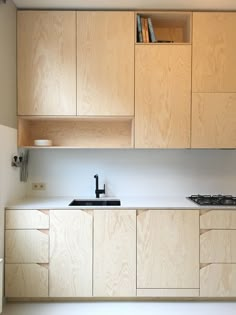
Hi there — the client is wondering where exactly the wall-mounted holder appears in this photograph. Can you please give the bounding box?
[11,150,29,182]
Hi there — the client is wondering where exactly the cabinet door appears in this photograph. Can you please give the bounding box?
[200,264,236,297]
[192,93,236,148]
[5,264,48,298]
[77,12,134,116]
[94,210,136,297]
[135,45,191,148]
[137,210,199,290]
[17,11,76,115]
[193,12,236,92]
[50,210,92,297]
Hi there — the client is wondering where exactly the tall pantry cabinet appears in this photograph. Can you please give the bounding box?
[135,12,192,148]
[192,12,236,148]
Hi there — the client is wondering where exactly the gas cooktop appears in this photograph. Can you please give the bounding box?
[188,194,236,206]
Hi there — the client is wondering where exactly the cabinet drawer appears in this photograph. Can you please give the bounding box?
[200,264,236,297]
[6,210,49,229]
[5,264,48,297]
[201,230,236,263]
[5,230,49,263]
[200,210,236,229]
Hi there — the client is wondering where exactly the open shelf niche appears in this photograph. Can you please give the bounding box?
[18,116,134,148]
[136,11,192,44]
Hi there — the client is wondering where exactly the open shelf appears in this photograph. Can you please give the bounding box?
[18,116,134,148]
[136,11,192,44]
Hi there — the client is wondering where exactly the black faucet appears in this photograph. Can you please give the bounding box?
[94,174,105,198]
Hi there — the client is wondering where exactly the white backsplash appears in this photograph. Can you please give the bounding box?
[27,149,236,198]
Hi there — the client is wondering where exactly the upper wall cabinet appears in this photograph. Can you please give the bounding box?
[17,11,76,115]
[192,12,236,93]
[77,12,134,116]
[135,45,191,148]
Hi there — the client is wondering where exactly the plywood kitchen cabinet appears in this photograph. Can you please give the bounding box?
[135,45,191,148]
[200,210,236,297]
[5,210,49,298]
[93,210,136,297]
[191,93,236,148]
[137,210,199,295]
[49,210,93,297]
[192,12,236,93]
[77,11,134,116]
[17,11,76,115]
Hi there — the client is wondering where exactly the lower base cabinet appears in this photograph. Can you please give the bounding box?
[5,208,236,299]
[137,210,199,294]
[5,264,48,297]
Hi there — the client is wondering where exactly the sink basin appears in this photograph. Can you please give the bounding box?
[69,199,121,206]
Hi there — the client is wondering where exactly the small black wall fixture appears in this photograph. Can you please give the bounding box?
[11,150,29,182]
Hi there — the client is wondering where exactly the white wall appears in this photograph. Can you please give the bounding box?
[27,149,236,198]
[0,125,26,257]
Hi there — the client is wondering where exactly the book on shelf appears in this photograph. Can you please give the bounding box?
[147,17,157,43]
[141,17,147,43]
[144,18,149,43]
[136,14,143,43]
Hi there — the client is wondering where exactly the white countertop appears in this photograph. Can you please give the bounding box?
[5,196,236,210]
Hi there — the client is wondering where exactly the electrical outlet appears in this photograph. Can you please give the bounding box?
[32,182,46,191]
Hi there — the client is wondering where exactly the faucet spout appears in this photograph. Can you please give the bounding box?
[94,174,105,198]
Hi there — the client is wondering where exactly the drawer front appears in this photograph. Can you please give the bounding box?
[5,230,49,263]
[200,264,236,297]
[5,210,49,229]
[5,264,48,297]
[200,210,236,229]
[201,230,236,263]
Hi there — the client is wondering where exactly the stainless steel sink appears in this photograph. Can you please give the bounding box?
[69,199,121,206]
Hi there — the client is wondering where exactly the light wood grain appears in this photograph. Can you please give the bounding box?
[5,230,49,263]
[192,93,236,148]
[135,45,191,148]
[6,210,49,229]
[18,117,133,148]
[50,210,92,297]
[17,11,76,115]
[200,264,236,297]
[5,264,48,297]
[137,289,199,297]
[137,210,199,288]
[193,12,236,92]
[93,210,136,297]
[200,210,236,229]
[77,11,134,116]
[201,230,236,263]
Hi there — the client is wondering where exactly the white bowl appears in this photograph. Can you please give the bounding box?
[34,139,52,146]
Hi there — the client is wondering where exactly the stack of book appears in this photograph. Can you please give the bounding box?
[137,15,157,43]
